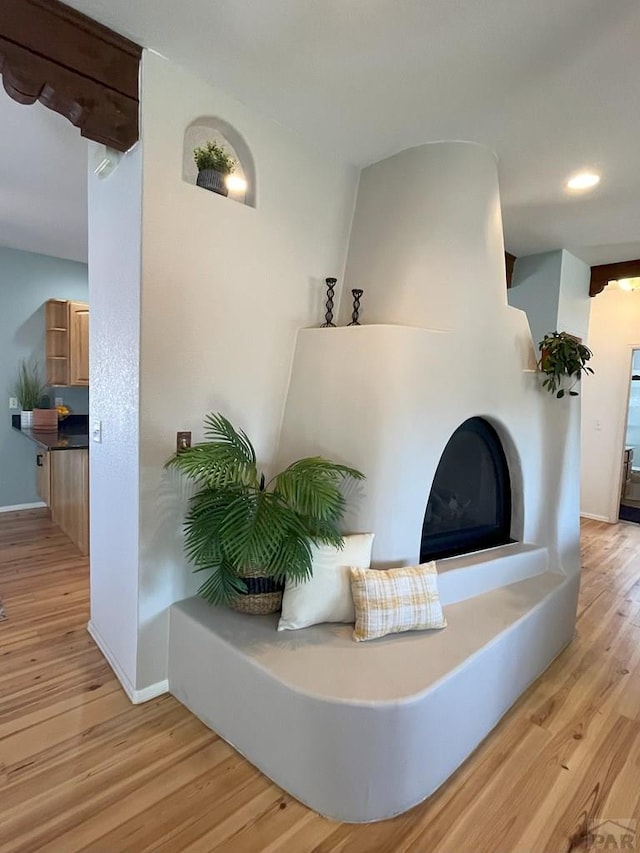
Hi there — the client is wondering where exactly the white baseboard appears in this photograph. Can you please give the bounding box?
[87,620,168,704]
[580,512,615,523]
[130,677,170,704]
[0,501,46,513]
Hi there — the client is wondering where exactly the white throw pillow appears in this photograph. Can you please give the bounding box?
[277,533,375,631]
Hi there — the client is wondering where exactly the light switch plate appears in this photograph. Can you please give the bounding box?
[91,418,102,443]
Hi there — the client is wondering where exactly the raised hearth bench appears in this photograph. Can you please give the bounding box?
[168,544,579,822]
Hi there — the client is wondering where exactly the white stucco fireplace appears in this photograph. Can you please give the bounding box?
[277,141,580,581]
[169,140,582,822]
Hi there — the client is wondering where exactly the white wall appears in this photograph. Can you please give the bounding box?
[135,51,359,690]
[87,142,142,694]
[581,288,640,521]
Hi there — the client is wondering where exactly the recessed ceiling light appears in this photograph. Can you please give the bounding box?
[566,171,600,191]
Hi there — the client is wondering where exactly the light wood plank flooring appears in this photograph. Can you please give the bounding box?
[1,509,640,852]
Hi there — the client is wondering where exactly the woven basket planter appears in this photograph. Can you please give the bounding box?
[196,169,229,197]
[229,567,284,615]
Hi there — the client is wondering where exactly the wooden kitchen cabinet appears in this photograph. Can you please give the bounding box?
[36,450,51,507]
[36,447,89,555]
[45,299,89,386]
[50,449,89,556]
[68,302,89,385]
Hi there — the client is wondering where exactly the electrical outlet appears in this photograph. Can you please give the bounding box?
[54,396,63,407]
[9,397,18,410]
[177,431,191,452]
[91,419,102,443]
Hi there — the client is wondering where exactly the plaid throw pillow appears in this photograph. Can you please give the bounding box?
[349,562,447,642]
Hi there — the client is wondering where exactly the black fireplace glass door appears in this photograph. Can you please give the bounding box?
[420,417,512,562]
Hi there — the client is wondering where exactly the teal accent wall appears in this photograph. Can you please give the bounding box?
[508,249,590,347]
[0,245,88,508]
[507,251,563,347]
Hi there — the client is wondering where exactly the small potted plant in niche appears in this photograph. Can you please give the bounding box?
[193,140,236,197]
[166,413,365,614]
[12,359,45,429]
[538,331,594,398]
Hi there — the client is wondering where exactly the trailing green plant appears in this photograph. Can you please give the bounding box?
[166,413,365,605]
[538,331,594,398]
[193,141,236,175]
[12,359,45,411]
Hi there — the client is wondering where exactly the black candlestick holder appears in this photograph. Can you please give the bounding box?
[321,278,337,328]
[348,289,364,326]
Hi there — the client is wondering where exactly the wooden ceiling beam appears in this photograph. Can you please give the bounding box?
[505,252,516,288]
[590,259,640,297]
[0,0,141,152]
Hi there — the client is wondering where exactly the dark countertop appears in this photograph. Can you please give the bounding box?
[11,414,89,451]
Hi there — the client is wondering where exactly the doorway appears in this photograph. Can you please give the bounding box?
[619,349,640,523]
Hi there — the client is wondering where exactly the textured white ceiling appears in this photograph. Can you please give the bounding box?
[5,0,640,266]
[0,92,87,262]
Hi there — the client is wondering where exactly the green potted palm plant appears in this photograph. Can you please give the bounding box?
[167,413,365,614]
[13,359,45,429]
[538,331,594,398]
[193,140,236,197]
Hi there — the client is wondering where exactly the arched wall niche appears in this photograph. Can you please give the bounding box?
[183,116,257,208]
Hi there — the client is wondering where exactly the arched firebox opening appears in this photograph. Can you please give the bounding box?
[420,417,513,562]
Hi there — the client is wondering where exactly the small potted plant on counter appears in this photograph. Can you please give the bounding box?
[166,413,365,614]
[12,359,45,429]
[538,331,594,398]
[193,140,236,197]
